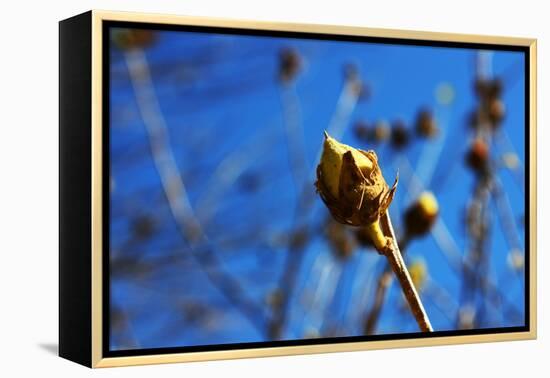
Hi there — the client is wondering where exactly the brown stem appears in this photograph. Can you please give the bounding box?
[381,212,433,332]
[364,233,411,334]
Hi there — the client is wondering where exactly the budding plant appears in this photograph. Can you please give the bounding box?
[315,132,433,332]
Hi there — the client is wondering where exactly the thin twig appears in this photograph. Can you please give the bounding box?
[363,265,392,334]
[363,233,411,334]
[381,213,433,332]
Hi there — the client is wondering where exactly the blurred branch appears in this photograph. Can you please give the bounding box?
[281,83,307,191]
[124,48,267,334]
[424,280,459,323]
[195,127,279,224]
[269,75,363,339]
[491,177,523,252]
[495,130,525,194]
[325,79,363,145]
[431,219,523,321]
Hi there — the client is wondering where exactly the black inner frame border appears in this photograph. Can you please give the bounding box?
[102,20,531,359]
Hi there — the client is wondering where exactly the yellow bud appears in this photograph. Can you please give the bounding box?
[405,191,439,237]
[319,131,373,198]
[408,259,428,290]
[418,191,439,218]
[316,132,398,230]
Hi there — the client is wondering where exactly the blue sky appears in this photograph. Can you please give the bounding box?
[109,27,526,350]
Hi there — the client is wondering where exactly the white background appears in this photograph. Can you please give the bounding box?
[0,0,547,376]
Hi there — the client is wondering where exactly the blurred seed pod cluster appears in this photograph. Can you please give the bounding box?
[353,120,390,145]
[472,77,505,130]
[465,77,507,176]
[353,109,438,150]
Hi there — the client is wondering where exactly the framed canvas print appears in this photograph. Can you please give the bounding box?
[59,10,537,368]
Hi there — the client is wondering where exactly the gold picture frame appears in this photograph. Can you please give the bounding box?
[59,9,537,368]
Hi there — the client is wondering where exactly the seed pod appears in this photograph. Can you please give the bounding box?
[354,120,389,145]
[390,120,410,150]
[132,215,156,240]
[466,138,490,174]
[343,63,359,82]
[278,47,301,83]
[316,132,398,228]
[488,98,505,126]
[353,121,371,143]
[404,191,439,237]
[371,121,390,144]
[415,109,438,138]
[112,29,157,50]
[474,78,502,101]
[343,63,369,100]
